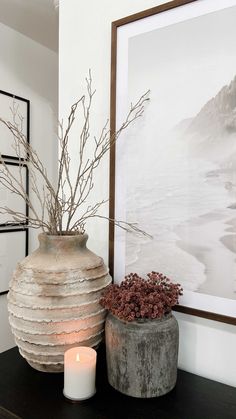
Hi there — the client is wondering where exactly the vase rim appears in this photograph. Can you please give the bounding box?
[38,232,89,249]
[39,232,88,238]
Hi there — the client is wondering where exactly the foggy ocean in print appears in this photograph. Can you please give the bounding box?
[123,76,236,300]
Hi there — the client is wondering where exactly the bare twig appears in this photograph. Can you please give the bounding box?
[0,73,150,236]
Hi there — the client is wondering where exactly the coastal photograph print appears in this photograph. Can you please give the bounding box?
[0,90,29,160]
[110,0,236,324]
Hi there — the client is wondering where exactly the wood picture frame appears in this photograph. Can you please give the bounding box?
[109,0,236,325]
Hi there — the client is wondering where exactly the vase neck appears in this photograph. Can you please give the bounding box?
[38,233,88,253]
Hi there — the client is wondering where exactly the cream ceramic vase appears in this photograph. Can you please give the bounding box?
[8,233,111,372]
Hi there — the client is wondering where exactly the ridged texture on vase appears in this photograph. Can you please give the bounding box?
[8,233,111,372]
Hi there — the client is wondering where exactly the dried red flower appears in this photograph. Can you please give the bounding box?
[100,272,183,322]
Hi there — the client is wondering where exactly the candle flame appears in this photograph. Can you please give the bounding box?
[76,353,80,362]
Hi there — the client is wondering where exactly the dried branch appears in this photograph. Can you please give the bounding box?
[0,73,150,236]
[92,215,152,238]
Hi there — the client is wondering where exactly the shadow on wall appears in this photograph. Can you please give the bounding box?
[0,0,58,52]
[0,22,58,107]
[176,311,236,385]
[177,312,199,369]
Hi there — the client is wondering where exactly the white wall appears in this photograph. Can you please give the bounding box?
[0,22,58,352]
[59,0,236,387]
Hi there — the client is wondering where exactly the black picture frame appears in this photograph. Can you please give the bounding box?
[0,90,30,295]
[0,161,29,227]
[0,228,28,295]
[0,89,30,161]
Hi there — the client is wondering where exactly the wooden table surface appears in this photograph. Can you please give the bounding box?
[0,346,235,419]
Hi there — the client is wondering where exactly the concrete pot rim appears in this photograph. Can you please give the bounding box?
[106,311,173,327]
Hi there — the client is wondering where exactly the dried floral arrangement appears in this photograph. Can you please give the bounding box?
[0,72,149,235]
[100,272,183,321]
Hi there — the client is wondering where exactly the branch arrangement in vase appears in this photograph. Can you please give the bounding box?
[100,271,183,321]
[0,72,150,235]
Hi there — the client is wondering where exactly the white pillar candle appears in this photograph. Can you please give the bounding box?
[63,347,97,401]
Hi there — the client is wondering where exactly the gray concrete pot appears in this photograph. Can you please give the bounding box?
[8,233,111,372]
[105,312,179,398]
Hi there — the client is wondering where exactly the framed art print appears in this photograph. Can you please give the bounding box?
[109,0,236,324]
[0,229,28,295]
[0,90,30,160]
[0,161,29,226]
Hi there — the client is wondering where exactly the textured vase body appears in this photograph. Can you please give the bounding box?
[105,312,179,398]
[8,233,111,372]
